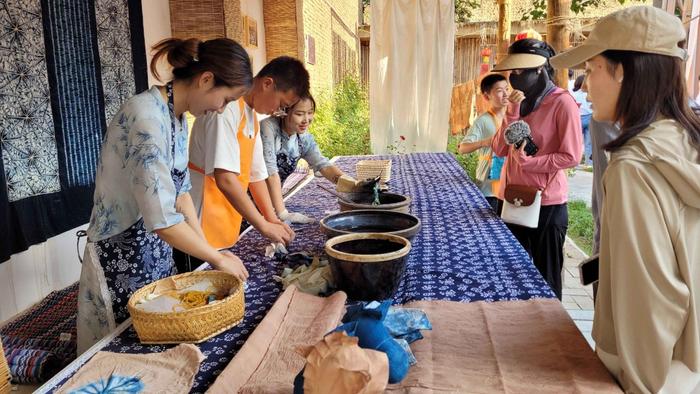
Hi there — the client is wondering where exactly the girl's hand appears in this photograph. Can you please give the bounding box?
[214,250,249,282]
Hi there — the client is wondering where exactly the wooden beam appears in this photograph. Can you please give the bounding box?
[497,0,512,63]
[685,0,700,98]
[547,0,571,87]
[296,0,304,60]
[455,18,598,39]
[682,0,692,24]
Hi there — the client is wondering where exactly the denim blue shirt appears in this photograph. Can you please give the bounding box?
[260,117,332,175]
[87,86,191,241]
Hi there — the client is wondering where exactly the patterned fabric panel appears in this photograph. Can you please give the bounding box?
[95,0,136,125]
[44,0,106,188]
[51,153,554,393]
[0,0,60,201]
[0,0,147,263]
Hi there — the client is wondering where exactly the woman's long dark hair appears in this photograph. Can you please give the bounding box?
[602,50,700,153]
[150,37,252,90]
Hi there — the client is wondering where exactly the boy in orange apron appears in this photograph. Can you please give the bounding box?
[188,57,310,249]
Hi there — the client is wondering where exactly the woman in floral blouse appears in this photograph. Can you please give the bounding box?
[77,38,252,353]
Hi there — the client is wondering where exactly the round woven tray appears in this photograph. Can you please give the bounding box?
[127,271,245,344]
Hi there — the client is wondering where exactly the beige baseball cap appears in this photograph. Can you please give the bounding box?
[550,6,687,69]
[492,39,554,71]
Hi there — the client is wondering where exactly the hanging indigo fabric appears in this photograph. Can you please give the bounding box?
[0,0,148,262]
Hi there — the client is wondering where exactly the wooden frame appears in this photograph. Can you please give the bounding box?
[305,34,315,65]
[243,15,258,48]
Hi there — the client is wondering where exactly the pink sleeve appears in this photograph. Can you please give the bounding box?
[491,102,520,156]
[519,97,583,173]
[505,101,521,124]
[491,119,509,157]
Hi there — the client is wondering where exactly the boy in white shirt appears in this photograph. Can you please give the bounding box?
[189,56,308,249]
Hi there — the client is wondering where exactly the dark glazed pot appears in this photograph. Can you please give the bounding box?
[338,193,411,213]
[320,210,421,241]
[325,233,411,301]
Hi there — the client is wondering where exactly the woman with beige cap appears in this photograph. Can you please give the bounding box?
[551,6,700,393]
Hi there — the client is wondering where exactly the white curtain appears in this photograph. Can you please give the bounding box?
[369,0,455,154]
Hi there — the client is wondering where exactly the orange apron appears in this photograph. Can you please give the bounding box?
[188,99,259,248]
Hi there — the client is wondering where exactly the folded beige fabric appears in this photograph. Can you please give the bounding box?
[207,285,347,394]
[58,344,204,394]
[387,299,622,394]
[300,331,388,394]
[273,256,334,296]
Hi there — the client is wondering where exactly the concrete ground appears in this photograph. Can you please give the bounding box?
[564,166,596,348]
[563,237,595,348]
[567,167,594,207]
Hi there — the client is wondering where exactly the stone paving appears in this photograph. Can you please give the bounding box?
[563,236,595,348]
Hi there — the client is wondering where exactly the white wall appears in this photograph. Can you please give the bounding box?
[0,0,172,324]
[240,0,267,74]
[0,224,87,323]
[142,0,173,86]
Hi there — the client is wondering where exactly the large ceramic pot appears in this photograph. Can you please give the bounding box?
[337,193,411,213]
[325,233,411,301]
[320,210,421,241]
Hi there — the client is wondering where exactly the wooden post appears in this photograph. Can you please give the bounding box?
[496,0,512,63]
[547,0,571,87]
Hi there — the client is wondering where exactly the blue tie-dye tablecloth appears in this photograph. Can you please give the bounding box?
[43,153,554,393]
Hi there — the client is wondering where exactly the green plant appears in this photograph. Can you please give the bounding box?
[386,135,416,155]
[568,200,594,256]
[311,76,371,158]
[523,0,627,20]
[455,0,480,23]
[447,134,478,180]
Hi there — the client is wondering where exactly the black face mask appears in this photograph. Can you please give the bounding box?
[509,69,541,93]
[509,68,555,117]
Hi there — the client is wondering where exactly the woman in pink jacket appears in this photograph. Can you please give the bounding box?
[491,39,583,299]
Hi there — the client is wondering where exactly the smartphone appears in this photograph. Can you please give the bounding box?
[578,254,599,286]
[514,136,539,156]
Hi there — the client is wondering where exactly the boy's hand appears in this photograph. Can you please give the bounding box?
[258,220,295,245]
[279,209,315,224]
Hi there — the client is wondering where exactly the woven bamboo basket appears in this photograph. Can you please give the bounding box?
[356,159,392,184]
[127,271,245,344]
[0,338,10,394]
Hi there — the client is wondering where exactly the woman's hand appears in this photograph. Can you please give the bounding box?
[512,140,528,163]
[509,89,526,105]
[213,250,249,282]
